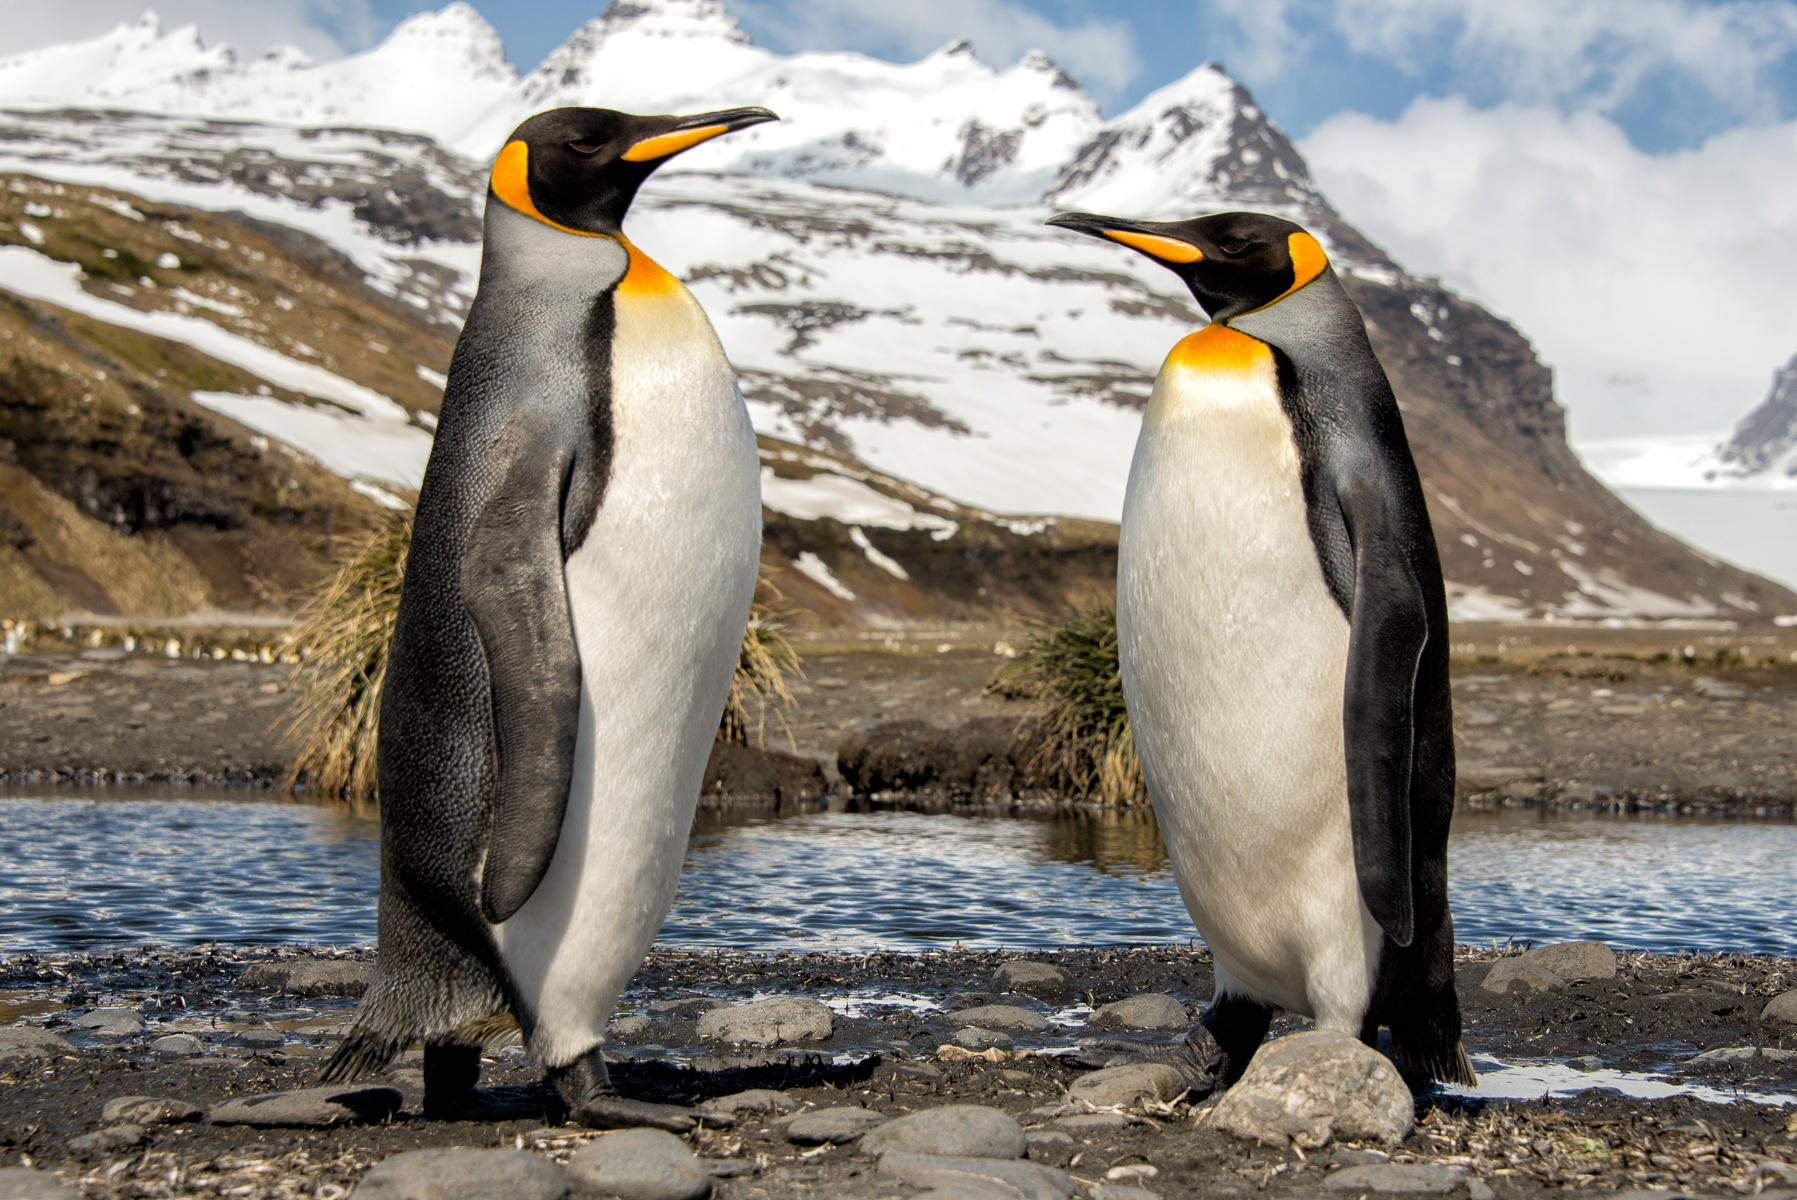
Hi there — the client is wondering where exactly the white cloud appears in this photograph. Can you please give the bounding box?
[735,0,1143,96]
[1302,97,1797,442]
[0,0,376,61]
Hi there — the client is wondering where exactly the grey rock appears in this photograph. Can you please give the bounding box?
[696,997,831,1046]
[238,956,372,996]
[101,1096,203,1126]
[955,1027,1014,1051]
[357,1148,570,1200]
[230,1027,286,1050]
[877,1150,1080,1200]
[1466,1178,1496,1200]
[1092,994,1187,1031]
[945,1004,1049,1033]
[1693,676,1748,700]
[0,1027,75,1067]
[68,1124,145,1154]
[992,961,1073,1000]
[648,997,729,1018]
[1763,990,1797,1027]
[697,1089,794,1119]
[1025,1130,1074,1152]
[209,1085,402,1128]
[1053,1112,1132,1130]
[71,1008,143,1040]
[1208,1030,1413,1149]
[566,1128,711,1200]
[1522,940,1616,981]
[782,1106,887,1145]
[1090,1187,1162,1200]
[1687,1045,1797,1064]
[1065,1063,1188,1107]
[1105,1164,1160,1182]
[1480,958,1568,995]
[1323,1163,1467,1193]
[860,1105,1026,1159]
[151,1034,203,1058]
[608,1014,654,1037]
[0,1167,81,1198]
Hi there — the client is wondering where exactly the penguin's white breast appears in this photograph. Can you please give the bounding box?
[1117,326,1372,1018]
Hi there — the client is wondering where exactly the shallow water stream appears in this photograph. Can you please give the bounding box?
[2,790,1792,955]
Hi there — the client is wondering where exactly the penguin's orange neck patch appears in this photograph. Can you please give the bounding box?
[1165,324,1272,373]
[617,238,680,296]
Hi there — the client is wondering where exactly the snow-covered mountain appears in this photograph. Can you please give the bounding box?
[1716,352,1797,483]
[0,0,1791,623]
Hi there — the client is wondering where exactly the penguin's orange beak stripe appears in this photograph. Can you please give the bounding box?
[622,124,731,162]
[1104,229,1202,264]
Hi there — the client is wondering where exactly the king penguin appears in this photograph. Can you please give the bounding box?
[1045,208,1474,1091]
[321,104,776,1129]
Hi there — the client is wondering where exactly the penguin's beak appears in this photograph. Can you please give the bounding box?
[622,106,780,162]
[1046,212,1203,265]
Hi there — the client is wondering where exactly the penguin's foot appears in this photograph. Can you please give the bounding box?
[548,1048,700,1133]
[421,1042,482,1121]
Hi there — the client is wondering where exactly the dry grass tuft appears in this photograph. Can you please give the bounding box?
[284,521,803,806]
[990,605,1146,807]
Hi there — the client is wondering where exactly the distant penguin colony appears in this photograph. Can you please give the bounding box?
[1045,208,1475,1090]
[322,103,775,1129]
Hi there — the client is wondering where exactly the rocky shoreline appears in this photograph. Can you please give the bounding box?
[3,645,1795,816]
[1,943,1794,1199]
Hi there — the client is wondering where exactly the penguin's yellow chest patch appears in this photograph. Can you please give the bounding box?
[1148,324,1277,425]
[1165,323,1272,373]
[617,239,681,297]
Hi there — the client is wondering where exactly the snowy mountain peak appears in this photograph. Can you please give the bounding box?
[935,39,977,59]
[593,0,752,46]
[376,3,513,82]
[1716,351,1797,480]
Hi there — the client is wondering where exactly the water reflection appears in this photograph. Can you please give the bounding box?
[1,792,1793,956]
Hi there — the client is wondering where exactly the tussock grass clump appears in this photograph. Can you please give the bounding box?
[990,605,1147,807]
[285,519,802,806]
[282,512,408,807]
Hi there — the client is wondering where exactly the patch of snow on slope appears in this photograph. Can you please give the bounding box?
[761,468,957,537]
[792,552,855,601]
[850,527,909,580]
[190,392,429,492]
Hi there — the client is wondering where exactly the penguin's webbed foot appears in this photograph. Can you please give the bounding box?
[549,1047,700,1133]
[421,1042,483,1121]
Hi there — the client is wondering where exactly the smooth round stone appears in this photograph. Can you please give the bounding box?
[210,1085,402,1128]
[1520,940,1616,982]
[238,957,372,997]
[1065,1064,1186,1108]
[566,1128,711,1200]
[151,1034,204,1058]
[68,1124,146,1154]
[101,1096,203,1126]
[1762,990,1797,1027]
[992,961,1073,1000]
[955,1027,1014,1051]
[696,997,832,1046]
[230,1027,286,1050]
[858,1105,1026,1159]
[944,1005,1049,1033]
[0,1167,80,1199]
[608,1014,654,1038]
[783,1106,887,1145]
[1323,1163,1467,1193]
[1091,994,1187,1031]
[1481,958,1567,996]
[697,1089,794,1119]
[0,1028,75,1068]
[71,1008,143,1040]
[356,1148,569,1200]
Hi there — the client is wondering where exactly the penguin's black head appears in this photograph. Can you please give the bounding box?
[1045,210,1329,323]
[490,105,778,236]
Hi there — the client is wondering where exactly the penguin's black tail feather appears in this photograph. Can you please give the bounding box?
[1390,1028,1478,1088]
[320,1027,405,1084]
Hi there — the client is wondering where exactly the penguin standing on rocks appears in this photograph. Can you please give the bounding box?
[322,104,776,1129]
[1045,208,1474,1091]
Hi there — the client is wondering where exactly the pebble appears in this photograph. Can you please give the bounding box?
[1106,1164,1160,1181]
[71,1008,143,1040]
[0,1167,80,1199]
[945,1004,1049,1033]
[1052,1112,1132,1130]
[697,1089,794,1119]
[1323,1163,1467,1193]
[1522,940,1617,981]
[1065,1063,1187,1108]
[1480,958,1568,995]
[1089,1186,1162,1200]
[783,1106,888,1145]
[859,1105,1026,1159]
[1091,994,1187,1031]
[695,996,832,1045]
[238,957,372,996]
[1208,1030,1414,1148]
[1025,1130,1074,1153]
[565,1128,711,1200]
[1763,990,1797,1027]
[209,1084,403,1128]
[101,1096,203,1126]
[1692,676,1748,700]
[356,1148,570,1200]
[955,1026,1014,1051]
[992,961,1073,1000]
[230,1027,286,1050]
[877,1150,1080,1200]
[151,1034,203,1058]
[0,1027,75,1067]
[608,1014,654,1037]
[68,1124,145,1154]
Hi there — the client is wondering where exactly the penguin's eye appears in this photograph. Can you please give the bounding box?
[1218,237,1252,256]
[566,141,601,157]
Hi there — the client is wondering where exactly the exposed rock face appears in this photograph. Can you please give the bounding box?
[1716,351,1797,478]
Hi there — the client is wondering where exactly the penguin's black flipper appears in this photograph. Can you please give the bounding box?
[1337,469,1426,949]
[462,437,583,925]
